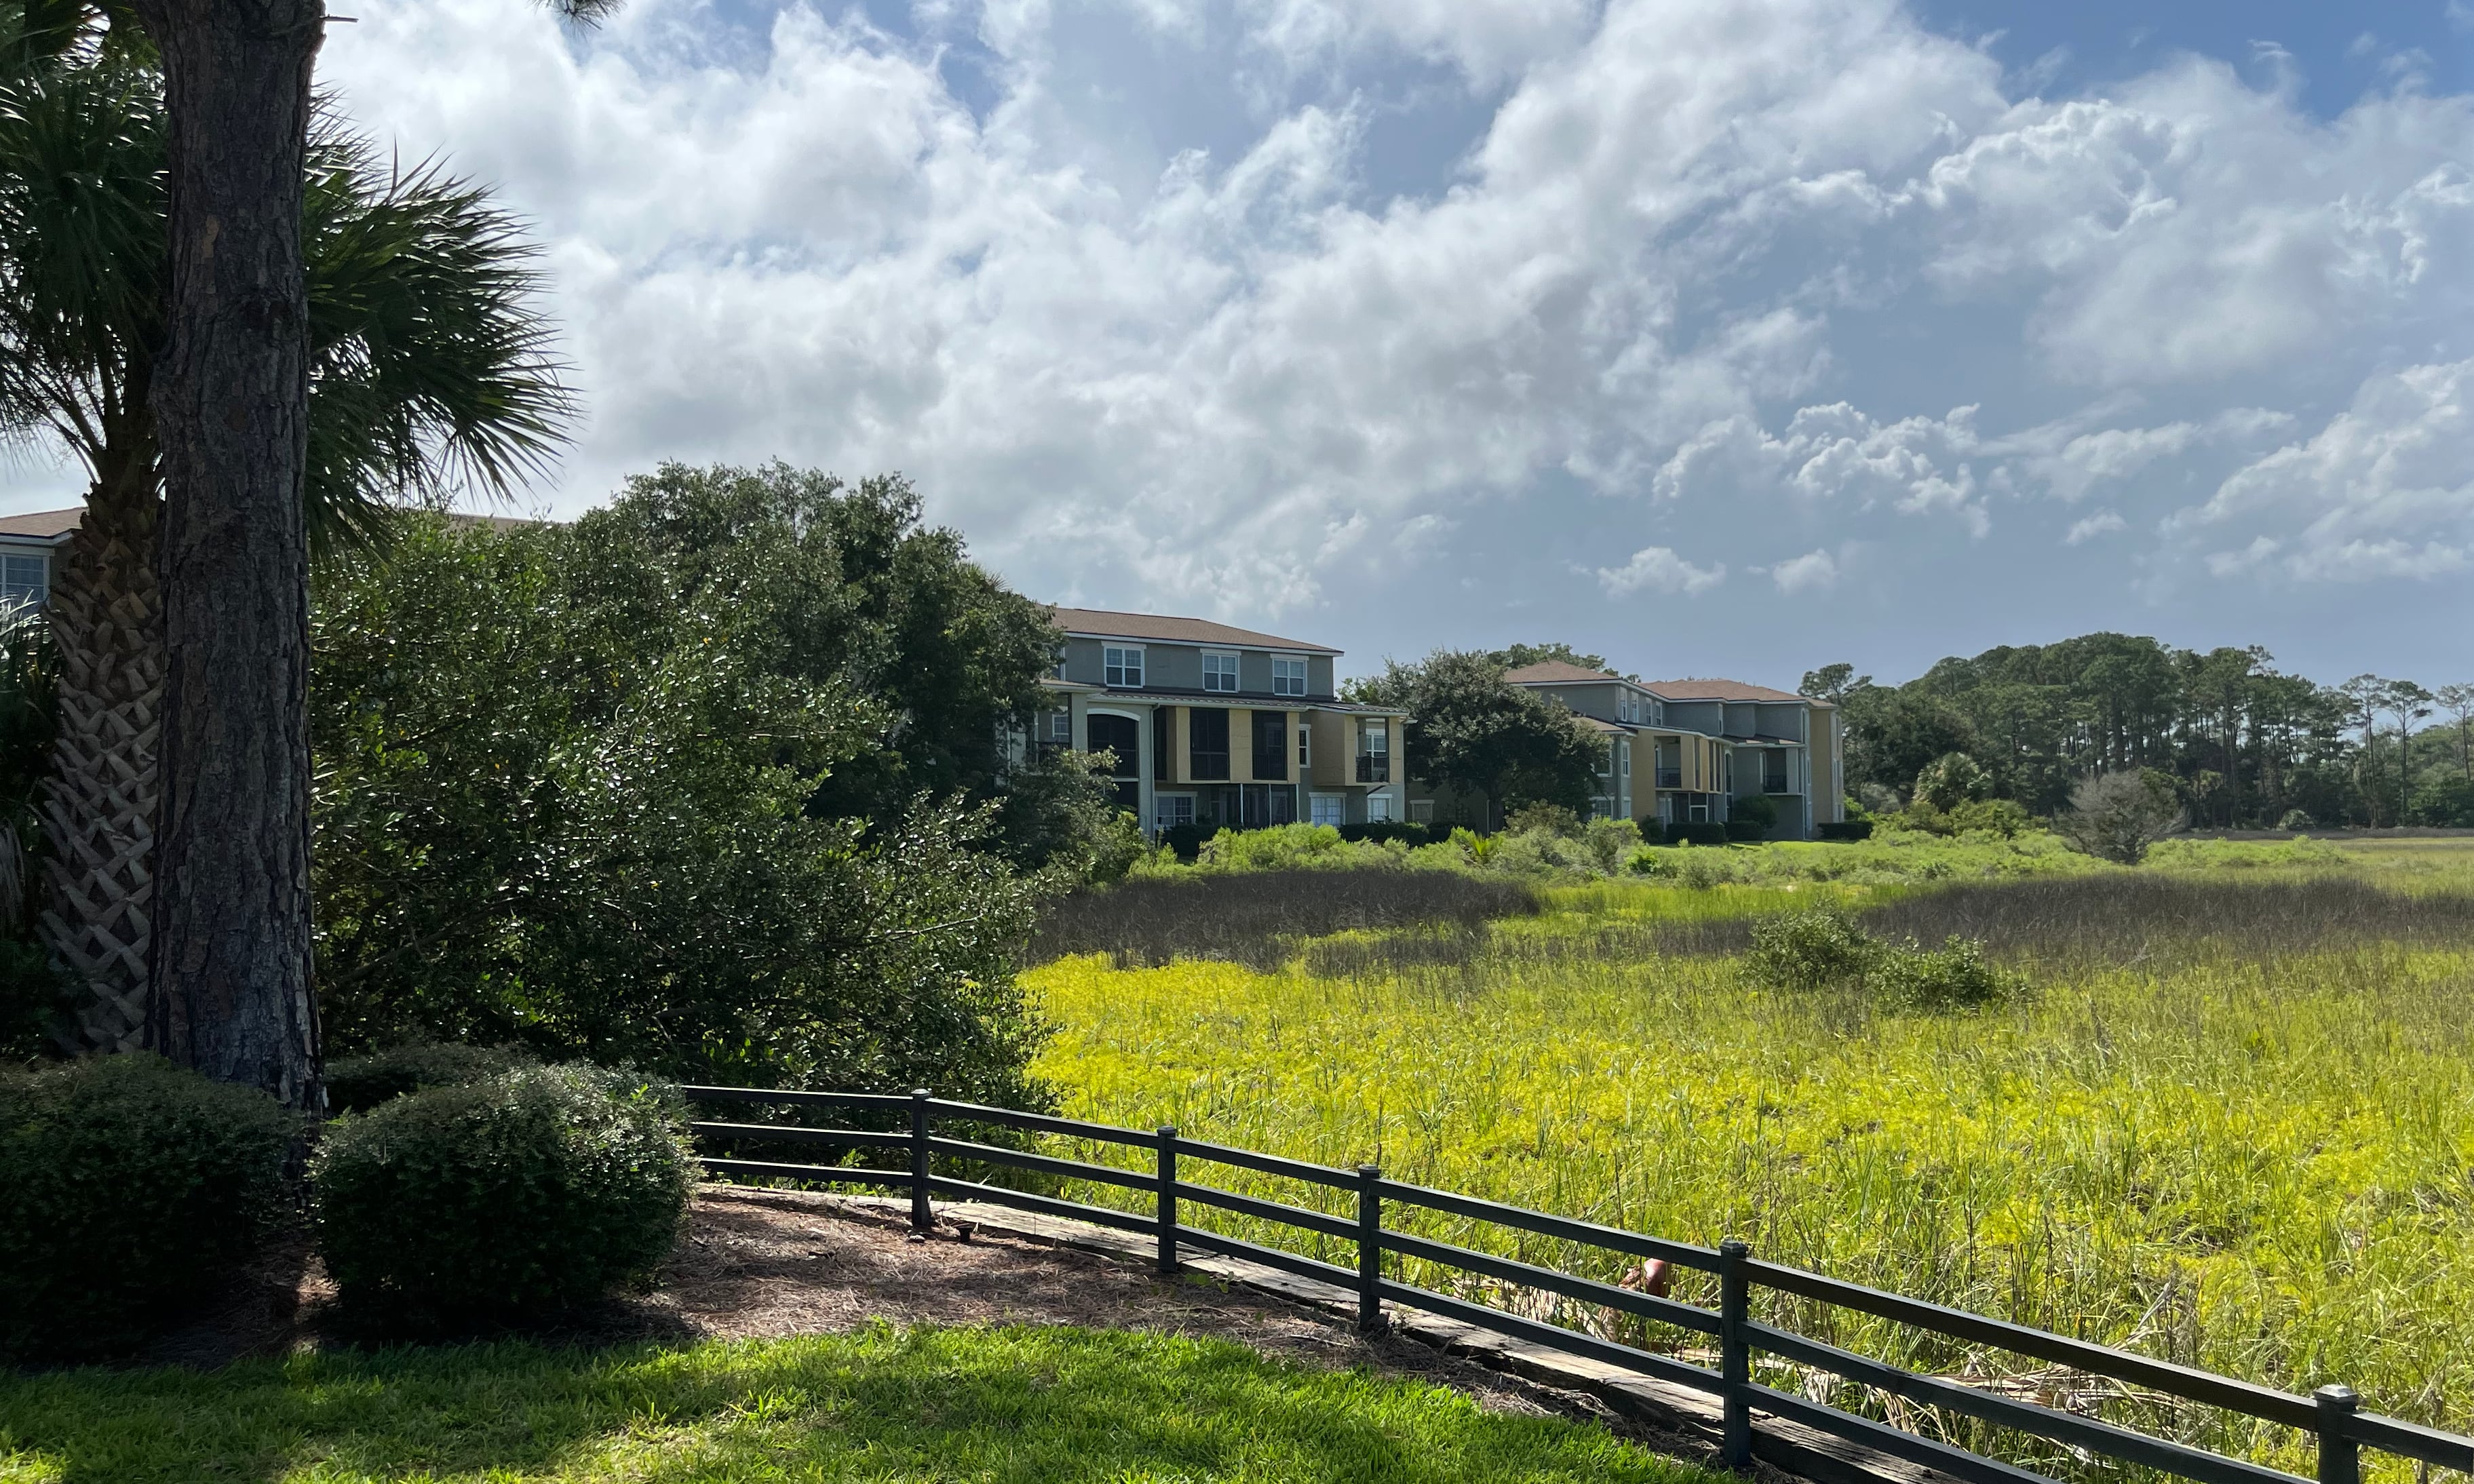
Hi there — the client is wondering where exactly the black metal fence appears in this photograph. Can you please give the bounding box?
[684,1085,2470,1484]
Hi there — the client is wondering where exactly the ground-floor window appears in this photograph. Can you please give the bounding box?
[1155,794,1194,830]
[1310,794,1345,827]
[1366,792,1395,822]
[1590,796,1615,819]
[1408,798,1434,823]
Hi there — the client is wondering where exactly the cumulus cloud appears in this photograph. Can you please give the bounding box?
[2173,359,2474,581]
[1596,546,1727,596]
[1768,548,1838,592]
[290,0,2474,633]
[2064,511,2125,544]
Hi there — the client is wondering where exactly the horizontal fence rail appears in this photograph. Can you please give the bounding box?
[678,1086,2466,1484]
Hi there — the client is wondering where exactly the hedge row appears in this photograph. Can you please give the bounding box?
[0,1049,695,1358]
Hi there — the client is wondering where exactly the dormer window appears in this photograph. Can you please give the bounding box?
[1104,645,1144,688]
[1272,657,1307,697]
[1202,651,1239,692]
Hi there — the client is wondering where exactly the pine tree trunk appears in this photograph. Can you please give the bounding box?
[41,449,161,1053]
[133,0,324,1110]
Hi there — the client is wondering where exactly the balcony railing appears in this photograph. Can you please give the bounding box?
[1655,769,1682,789]
[1356,756,1389,783]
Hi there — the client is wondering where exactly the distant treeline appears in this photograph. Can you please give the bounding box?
[1802,635,2474,829]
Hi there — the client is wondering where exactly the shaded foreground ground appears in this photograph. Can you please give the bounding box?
[0,1190,1736,1484]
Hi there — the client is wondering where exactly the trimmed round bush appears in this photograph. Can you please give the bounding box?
[323,1040,535,1114]
[312,1065,695,1321]
[0,1055,296,1359]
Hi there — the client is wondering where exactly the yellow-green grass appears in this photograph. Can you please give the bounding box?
[1025,845,2474,1474]
[0,1325,1723,1484]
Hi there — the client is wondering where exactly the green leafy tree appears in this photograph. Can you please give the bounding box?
[1488,642,1621,677]
[1349,650,1601,822]
[311,516,1050,1102]
[0,4,571,1078]
[560,462,1091,868]
[1912,752,1992,813]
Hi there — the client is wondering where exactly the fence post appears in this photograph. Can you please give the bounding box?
[910,1089,933,1234]
[1357,1164,1386,1335]
[2315,1386,2360,1484]
[1720,1237,1752,1468]
[1157,1125,1179,1277]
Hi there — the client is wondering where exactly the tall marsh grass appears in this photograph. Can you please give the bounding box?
[1022,844,2474,1477]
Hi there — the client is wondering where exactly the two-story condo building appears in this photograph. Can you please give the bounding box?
[1405,661,1844,839]
[1640,678,1843,840]
[1039,608,1410,834]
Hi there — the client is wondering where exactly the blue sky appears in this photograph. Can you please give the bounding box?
[9,0,2469,689]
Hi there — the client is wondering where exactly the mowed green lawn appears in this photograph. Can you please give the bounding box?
[1026,840,2474,1470]
[0,1325,1723,1484]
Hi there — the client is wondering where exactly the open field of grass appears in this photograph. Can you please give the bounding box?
[1024,838,2474,1474]
[0,1325,1720,1484]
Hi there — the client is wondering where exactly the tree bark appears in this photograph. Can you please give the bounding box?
[133,0,324,1110]
[42,431,162,1055]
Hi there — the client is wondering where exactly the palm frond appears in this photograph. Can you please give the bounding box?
[303,119,578,560]
[0,5,161,466]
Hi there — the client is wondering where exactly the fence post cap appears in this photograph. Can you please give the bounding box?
[1719,1237,1751,1257]
[1357,1163,1380,1177]
[911,1088,931,1098]
[2315,1385,2359,1409]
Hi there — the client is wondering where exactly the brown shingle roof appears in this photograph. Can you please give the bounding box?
[1049,606,1338,655]
[0,507,81,541]
[1644,678,1809,703]
[1503,661,1622,685]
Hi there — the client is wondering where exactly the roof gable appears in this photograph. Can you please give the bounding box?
[0,507,81,541]
[1049,606,1338,655]
[1503,661,1623,685]
[1642,678,1808,704]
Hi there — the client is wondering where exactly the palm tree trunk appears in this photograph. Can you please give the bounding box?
[133,0,324,1110]
[40,452,161,1053]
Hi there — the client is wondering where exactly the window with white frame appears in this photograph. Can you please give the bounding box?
[1045,710,1072,745]
[1309,794,1344,827]
[1297,721,1311,770]
[1155,794,1195,829]
[1271,657,1307,697]
[1366,792,1395,822]
[1201,651,1239,692]
[1619,741,1630,778]
[1,554,47,609]
[1104,645,1144,688]
[1408,798,1434,823]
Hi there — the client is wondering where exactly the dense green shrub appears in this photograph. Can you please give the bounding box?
[1159,823,1216,862]
[1725,817,1768,841]
[1745,910,1881,992]
[1743,909,2016,1009]
[324,1041,537,1114]
[1336,821,1446,847]
[0,1056,295,1357]
[1672,821,1731,846]
[1948,798,2034,838]
[1634,819,1666,845]
[313,1065,695,1323]
[1815,820,1874,841]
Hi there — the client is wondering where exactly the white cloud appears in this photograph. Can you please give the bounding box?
[282,0,2474,638]
[1596,546,1727,596]
[1768,548,1838,592]
[2174,358,2474,581]
[2064,510,2125,544]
